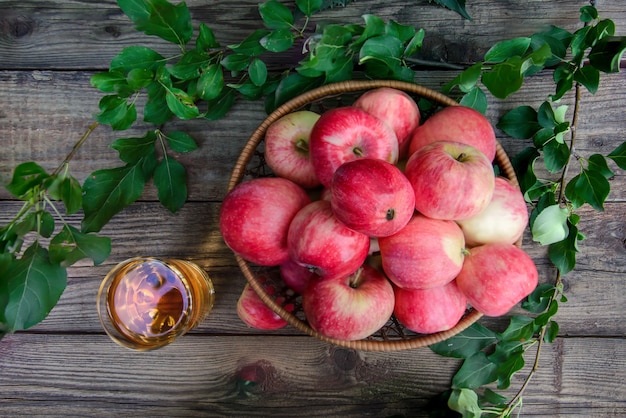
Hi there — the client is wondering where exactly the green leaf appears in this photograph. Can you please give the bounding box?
[144,82,174,124]
[430,322,498,359]
[494,351,525,389]
[499,315,535,342]
[448,388,482,418]
[49,225,111,267]
[196,23,220,50]
[580,5,599,23]
[497,106,540,139]
[96,95,137,130]
[111,132,157,163]
[165,87,200,120]
[359,34,403,73]
[544,320,560,343]
[574,65,600,94]
[110,46,165,74]
[126,68,154,90]
[403,28,425,58]
[249,58,268,87]
[522,283,556,313]
[197,64,224,101]
[534,299,559,328]
[5,162,50,198]
[532,204,569,245]
[480,388,508,407]
[59,176,83,215]
[203,88,236,120]
[459,87,488,114]
[117,0,193,45]
[296,0,323,16]
[588,36,626,73]
[481,57,524,99]
[164,131,197,153]
[229,29,271,56]
[260,29,295,53]
[587,154,615,179]
[169,50,211,81]
[443,62,483,94]
[549,221,580,274]
[1,242,66,331]
[81,163,150,233]
[565,169,610,211]
[452,352,498,389]
[543,139,571,173]
[259,0,294,30]
[607,142,626,169]
[90,71,128,93]
[431,0,471,20]
[356,14,386,45]
[484,37,531,63]
[272,73,323,109]
[220,53,251,72]
[154,157,187,213]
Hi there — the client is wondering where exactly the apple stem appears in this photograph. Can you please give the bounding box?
[456,152,468,162]
[349,267,364,289]
[353,147,364,157]
[386,208,395,221]
[295,138,309,153]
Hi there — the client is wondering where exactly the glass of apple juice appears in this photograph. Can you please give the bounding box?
[97,257,215,351]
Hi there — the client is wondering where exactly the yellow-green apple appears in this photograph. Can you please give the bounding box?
[220,177,310,266]
[236,274,293,330]
[330,158,415,237]
[264,110,321,188]
[302,265,395,341]
[279,258,317,294]
[456,177,529,247]
[309,106,399,186]
[353,87,420,158]
[405,141,495,220]
[393,280,467,334]
[287,200,370,279]
[456,243,538,317]
[378,214,466,289]
[408,106,497,162]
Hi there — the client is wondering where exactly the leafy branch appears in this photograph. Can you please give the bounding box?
[428,5,626,417]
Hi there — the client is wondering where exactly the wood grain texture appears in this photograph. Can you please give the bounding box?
[1,0,625,415]
[0,334,624,417]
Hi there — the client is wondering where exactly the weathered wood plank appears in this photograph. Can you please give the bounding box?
[1,198,622,337]
[1,333,624,416]
[2,0,624,70]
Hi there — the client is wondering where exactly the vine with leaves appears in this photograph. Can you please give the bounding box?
[1,0,624,416]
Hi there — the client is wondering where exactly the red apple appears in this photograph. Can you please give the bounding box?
[287,200,370,279]
[378,214,466,289]
[393,280,467,334]
[302,265,395,341]
[279,258,317,294]
[264,110,321,188]
[408,105,497,162]
[353,87,420,158]
[455,243,539,317]
[237,274,294,330]
[456,177,529,247]
[330,158,415,237]
[220,177,310,266]
[405,141,495,221]
[309,106,399,186]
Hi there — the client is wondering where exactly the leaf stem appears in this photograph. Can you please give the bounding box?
[51,121,100,177]
[501,79,582,417]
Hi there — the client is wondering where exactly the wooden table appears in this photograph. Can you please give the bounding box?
[1,1,624,415]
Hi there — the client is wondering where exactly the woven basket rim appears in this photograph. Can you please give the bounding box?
[227,80,520,352]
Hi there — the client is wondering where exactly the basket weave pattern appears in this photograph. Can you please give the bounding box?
[227,80,520,351]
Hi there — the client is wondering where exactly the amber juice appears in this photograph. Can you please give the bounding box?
[97,257,215,350]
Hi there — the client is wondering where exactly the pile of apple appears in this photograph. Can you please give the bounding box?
[220,87,539,342]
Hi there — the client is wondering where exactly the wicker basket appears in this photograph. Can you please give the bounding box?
[226,79,520,351]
